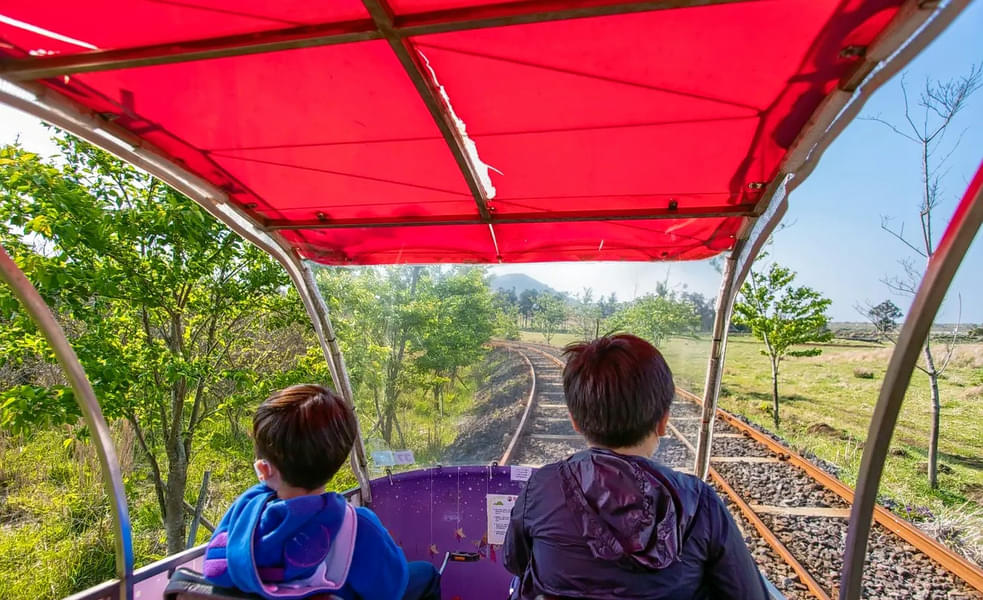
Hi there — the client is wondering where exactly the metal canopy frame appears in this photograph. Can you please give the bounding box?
[691,0,970,479]
[264,204,755,230]
[0,2,977,600]
[840,162,983,599]
[0,245,135,600]
[0,1,747,80]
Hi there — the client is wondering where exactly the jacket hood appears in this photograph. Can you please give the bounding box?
[203,484,357,599]
[559,448,689,569]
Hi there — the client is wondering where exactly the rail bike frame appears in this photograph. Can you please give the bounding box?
[0,2,980,600]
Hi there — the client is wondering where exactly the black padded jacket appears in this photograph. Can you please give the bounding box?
[503,448,769,600]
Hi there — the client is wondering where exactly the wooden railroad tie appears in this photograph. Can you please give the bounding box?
[710,456,781,463]
[529,434,584,441]
[749,505,851,518]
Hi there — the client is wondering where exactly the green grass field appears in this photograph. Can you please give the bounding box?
[521,330,983,528]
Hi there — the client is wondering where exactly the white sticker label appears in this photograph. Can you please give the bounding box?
[394,450,415,465]
[486,494,517,545]
[372,451,395,466]
[510,465,533,481]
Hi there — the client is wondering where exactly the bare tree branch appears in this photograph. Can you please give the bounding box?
[861,116,920,143]
[937,295,962,375]
[880,217,927,257]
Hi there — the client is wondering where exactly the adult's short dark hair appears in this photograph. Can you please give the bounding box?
[253,384,356,490]
[562,334,674,448]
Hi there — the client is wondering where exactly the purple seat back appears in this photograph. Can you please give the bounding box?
[369,466,527,600]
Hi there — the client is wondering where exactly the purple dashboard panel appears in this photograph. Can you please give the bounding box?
[370,466,530,600]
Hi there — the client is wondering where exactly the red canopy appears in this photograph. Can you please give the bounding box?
[0,1,909,264]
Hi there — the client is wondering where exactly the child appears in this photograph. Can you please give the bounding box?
[202,384,441,600]
[503,335,767,599]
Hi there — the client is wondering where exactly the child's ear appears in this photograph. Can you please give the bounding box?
[656,413,670,437]
[568,413,582,434]
[255,459,275,482]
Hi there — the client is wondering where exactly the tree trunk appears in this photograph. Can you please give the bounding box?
[164,310,189,554]
[164,450,189,555]
[770,359,780,430]
[924,345,941,489]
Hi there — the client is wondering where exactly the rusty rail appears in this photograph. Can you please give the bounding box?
[666,421,830,600]
[675,388,983,595]
[499,347,537,465]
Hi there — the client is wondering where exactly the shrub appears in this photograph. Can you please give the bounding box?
[853,368,875,379]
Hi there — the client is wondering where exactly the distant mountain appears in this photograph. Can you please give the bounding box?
[489,273,555,295]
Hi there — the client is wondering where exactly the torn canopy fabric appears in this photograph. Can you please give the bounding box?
[0,0,905,264]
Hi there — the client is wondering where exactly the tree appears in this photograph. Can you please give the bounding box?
[313,266,497,451]
[574,287,602,340]
[867,300,903,340]
[866,66,981,488]
[682,291,716,332]
[598,292,619,321]
[733,264,832,429]
[492,287,521,339]
[518,289,539,328]
[413,268,495,421]
[612,294,698,347]
[0,137,304,553]
[534,293,567,345]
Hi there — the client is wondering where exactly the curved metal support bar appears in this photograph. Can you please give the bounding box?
[692,0,968,480]
[0,79,374,501]
[300,263,373,503]
[839,162,983,600]
[0,245,134,600]
[694,179,789,479]
[693,245,737,479]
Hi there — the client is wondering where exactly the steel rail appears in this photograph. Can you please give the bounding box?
[0,245,135,600]
[676,387,983,595]
[841,162,983,599]
[0,80,375,505]
[709,467,828,600]
[0,1,746,79]
[497,347,538,465]
[667,419,829,600]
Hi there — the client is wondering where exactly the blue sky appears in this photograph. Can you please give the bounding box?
[1,4,981,323]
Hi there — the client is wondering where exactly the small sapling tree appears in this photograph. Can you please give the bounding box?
[866,66,981,488]
[734,264,832,429]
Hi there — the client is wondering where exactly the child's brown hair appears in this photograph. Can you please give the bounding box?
[562,334,674,448]
[252,384,356,490]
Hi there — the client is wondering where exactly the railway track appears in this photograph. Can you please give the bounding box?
[496,341,983,600]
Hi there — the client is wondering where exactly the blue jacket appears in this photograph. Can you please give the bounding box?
[203,484,408,599]
[503,449,768,599]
